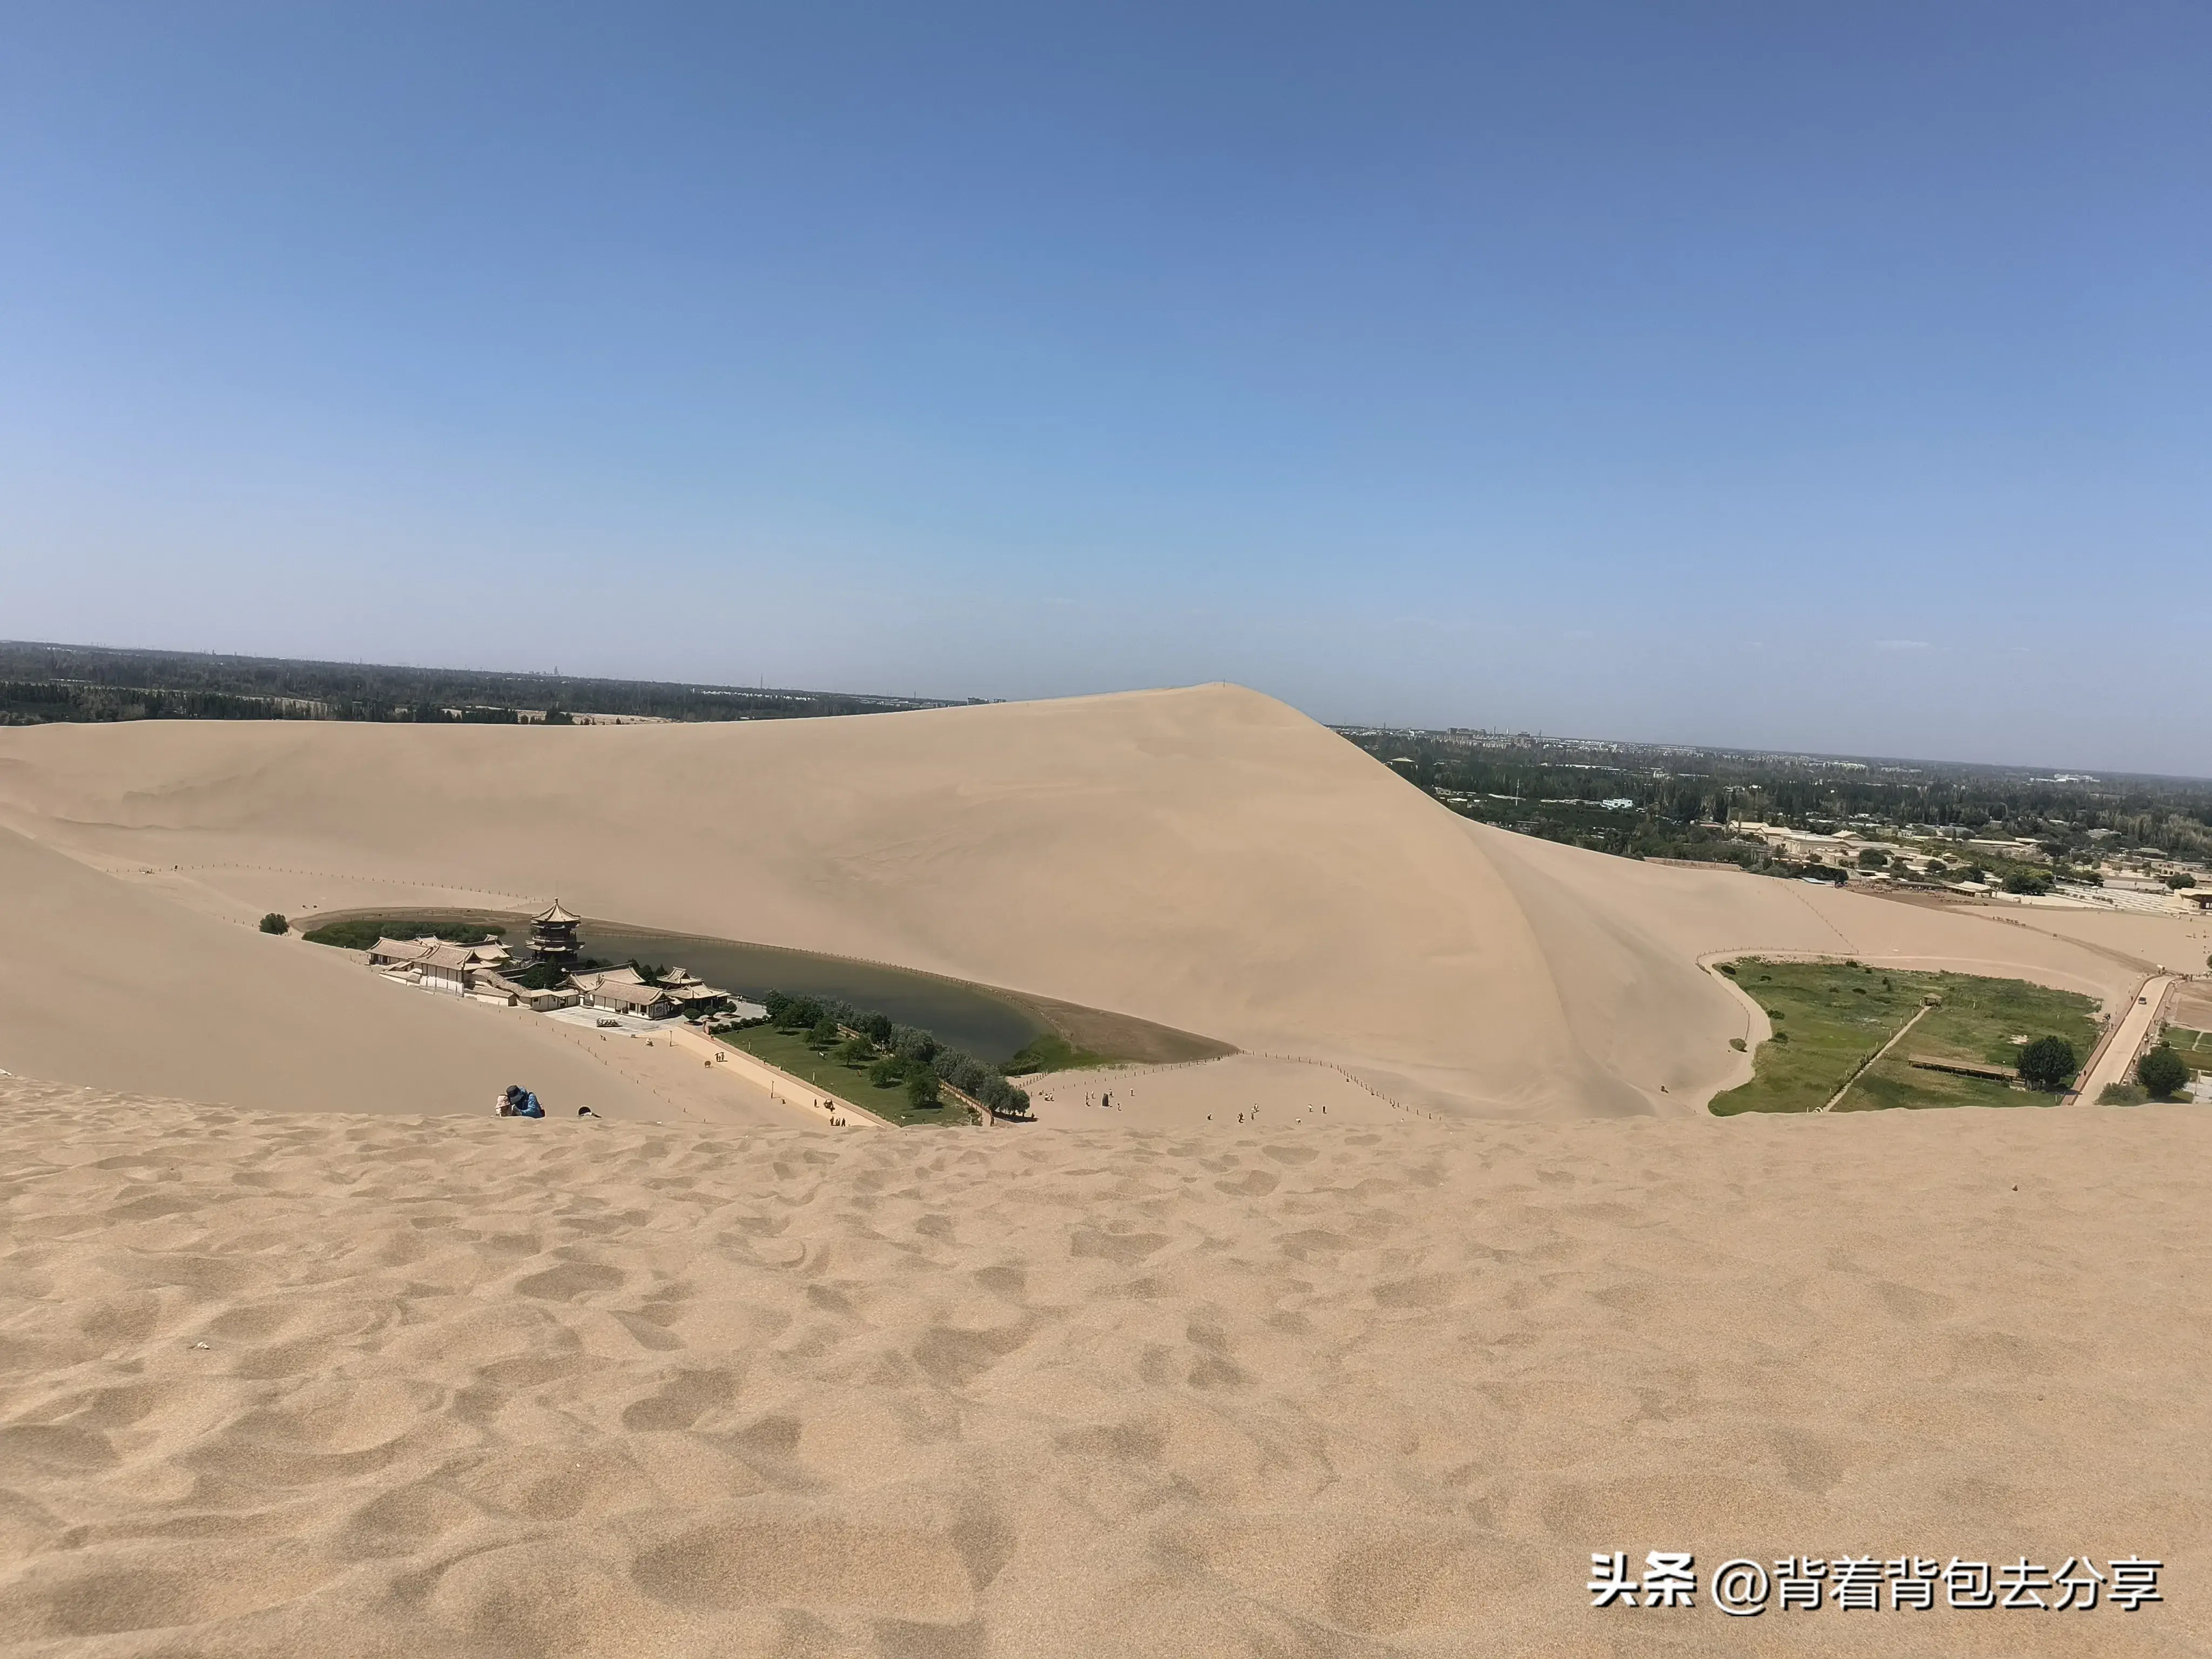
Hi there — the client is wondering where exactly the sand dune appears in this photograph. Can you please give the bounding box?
[0,825,795,1128]
[0,686,2143,1120]
[0,1075,2202,1656]
[2,690,2203,1654]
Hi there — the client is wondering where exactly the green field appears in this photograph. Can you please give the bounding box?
[716,1026,963,1127]
[1711,960,2102,1116]
[2163,1026,2211,1061]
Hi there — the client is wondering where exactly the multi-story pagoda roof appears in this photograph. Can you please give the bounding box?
[532,901,581,926]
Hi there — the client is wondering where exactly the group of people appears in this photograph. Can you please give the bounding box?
[494,1084,597,1120]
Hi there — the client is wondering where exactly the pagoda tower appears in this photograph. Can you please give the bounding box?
[528,901,582,973]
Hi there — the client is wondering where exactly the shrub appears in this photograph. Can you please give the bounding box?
[259,913,288,934]
[2137,1045,2189,1101]
[2017,1035,2079,1091]
[301,915,502,950]
[1729,1037,1746,1052]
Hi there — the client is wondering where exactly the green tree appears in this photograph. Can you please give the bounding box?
[2017,1035,2078,1091]
[2167,872,2196,889]
[258,912,288,934]
[808,1016,840,1047]
[905,1068,941,1110]
[2136,1045,2189,1101]
[1857,848,1889,868]
[837,1035,875,1067]
[868,1055,906,1088]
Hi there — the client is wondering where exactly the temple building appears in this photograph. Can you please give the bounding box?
[528,901,583,972]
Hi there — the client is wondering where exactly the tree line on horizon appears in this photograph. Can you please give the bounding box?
[0,641,965,727]
[1350,729,2212,868]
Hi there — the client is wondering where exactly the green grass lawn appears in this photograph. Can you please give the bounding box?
[2163,1026,2211,1060]
[1710,960,2101,1116]
[716,1026,964,1127]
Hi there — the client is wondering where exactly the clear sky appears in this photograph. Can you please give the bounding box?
[4,4,2207,773]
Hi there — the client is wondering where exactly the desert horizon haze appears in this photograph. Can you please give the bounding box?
[5,5,2209,1654]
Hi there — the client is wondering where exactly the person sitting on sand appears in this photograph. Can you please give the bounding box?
[501,1084,545,1119]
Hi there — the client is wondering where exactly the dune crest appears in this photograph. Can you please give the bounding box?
[0,685,2141,1118]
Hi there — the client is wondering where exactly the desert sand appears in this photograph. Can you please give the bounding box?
[0,685,2151,1121]
[2,687,2205,1655]
[0,825,796,1129]
[0,1075,2202,1657]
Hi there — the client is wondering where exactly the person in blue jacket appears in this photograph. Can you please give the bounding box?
[498,1084,545,1118]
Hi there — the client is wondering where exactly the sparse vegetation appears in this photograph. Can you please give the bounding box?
[259,913,288,934]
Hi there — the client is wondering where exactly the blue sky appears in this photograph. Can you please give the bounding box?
[4,4,2207,772]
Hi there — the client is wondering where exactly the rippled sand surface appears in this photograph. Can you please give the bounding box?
[2,1077,2204,1656]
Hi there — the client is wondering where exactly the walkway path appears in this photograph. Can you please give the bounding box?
[1819,1002,1933,1113]
[2074,974,2175,1104]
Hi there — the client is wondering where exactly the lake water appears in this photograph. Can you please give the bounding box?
[576,925,1044,1062]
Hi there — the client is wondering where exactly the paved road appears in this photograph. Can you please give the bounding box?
[2075,974,2175,1103]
